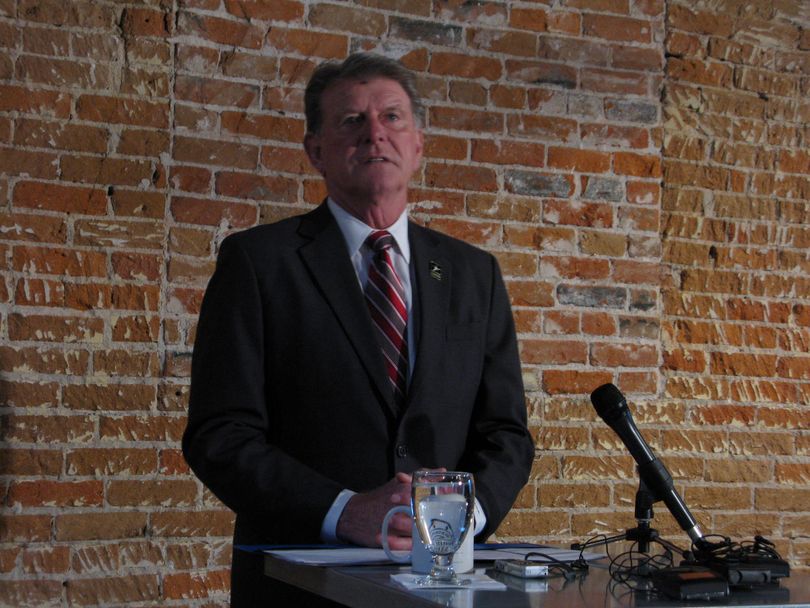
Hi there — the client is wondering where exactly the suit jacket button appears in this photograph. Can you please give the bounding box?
[396,444,408,458]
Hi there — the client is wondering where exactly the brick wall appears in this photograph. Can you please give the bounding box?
[0,0,807,605]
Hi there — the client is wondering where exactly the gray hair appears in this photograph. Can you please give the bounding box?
[304,52,424,134]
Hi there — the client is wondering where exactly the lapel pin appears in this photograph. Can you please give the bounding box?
[429,260,442,281]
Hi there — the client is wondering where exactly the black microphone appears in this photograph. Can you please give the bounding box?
[591,383,705,544]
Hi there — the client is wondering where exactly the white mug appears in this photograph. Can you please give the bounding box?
[381,505,473,573]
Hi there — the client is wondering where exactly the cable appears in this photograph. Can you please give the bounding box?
[523,550,589,580]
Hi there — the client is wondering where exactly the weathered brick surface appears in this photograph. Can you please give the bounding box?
[1,1,808,604]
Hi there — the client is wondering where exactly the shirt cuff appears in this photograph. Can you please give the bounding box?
[473,498,486,536]
[320,489,486,542]
[320,488,357,544]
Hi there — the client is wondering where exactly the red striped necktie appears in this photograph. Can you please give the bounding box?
[364,230,409,411]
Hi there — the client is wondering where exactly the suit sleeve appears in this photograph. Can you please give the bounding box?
[182,236,343,543]
[460,255,535,540]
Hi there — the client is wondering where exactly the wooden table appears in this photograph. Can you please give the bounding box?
[264,552,809,608]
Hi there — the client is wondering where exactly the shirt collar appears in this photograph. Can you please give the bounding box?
[327,198,411,262]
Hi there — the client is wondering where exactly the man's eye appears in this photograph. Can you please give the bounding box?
[343,115,362,125]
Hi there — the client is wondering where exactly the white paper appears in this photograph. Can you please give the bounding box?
[266,547,396,566]
[265,545,603,567]
[473,547,603,563]
[390,570,506,590]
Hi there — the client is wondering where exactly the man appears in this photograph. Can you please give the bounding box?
[183,53,534,606]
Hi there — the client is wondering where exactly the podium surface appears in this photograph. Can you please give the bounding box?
[264,552,810,608]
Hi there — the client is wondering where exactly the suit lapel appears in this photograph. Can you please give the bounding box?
[408,223,449,406]
[297,204,394,414]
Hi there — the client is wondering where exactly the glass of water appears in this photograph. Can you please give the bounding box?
[411,470,475,585]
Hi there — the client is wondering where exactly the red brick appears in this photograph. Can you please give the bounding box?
[150,510,235,538]
[60,155,156,188]
[14,277,65,307]
[170,165,212,193]
[76,95,169,129]
[99,415,186,443]
[584,14,652,43]
[107,480,197,507]
[423,135,467,161]
[12,246,104,277]
[467,28,535,57]
[471,139,545,167]
[0,345,87,376]
[171,195,257,228]
[174,75,259,108]
[309,4,385,36]
[425,163,497,192]
[591,343,657,367]
[224,0,303,20]
[3,413,94,444]
[111,252,161,282]
[266,27,346,58]
[66,448,158,476]
[548,147,610,173]
[163,569,230,601]
[429,106,503,133]
[581,68,649,95]
[0,580,62,607]
[8,313,103,343]
[509,7,547,32]
[63,383,157,411]
[0,147,59,179]
[14,118,108,153]
[121,7,170,37]
[668,4,733,37]
[543,370,613,395]
[177,11,264,49]
[506,58,577,89]
[466,194,540,223]
[111,315,160,343]
[74,219,162,249]
[0,84,70,117]
[430,52,502,80]
[173,135,259,169]
[508,114,577,142]
[66,574,160,606]
[543,199,612,228]
[581,122,649,148]
[215,171,298,203]
[541,255,611,280]
[520,339,587,365]
[7,480,103,508]
[17,54,103,88]
[0,448,61,475]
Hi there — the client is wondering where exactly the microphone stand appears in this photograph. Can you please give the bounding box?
[571,477,687,562]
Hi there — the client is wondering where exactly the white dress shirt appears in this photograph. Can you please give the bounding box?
[319,199,485,543]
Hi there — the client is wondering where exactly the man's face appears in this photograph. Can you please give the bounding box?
[304,77,424,216]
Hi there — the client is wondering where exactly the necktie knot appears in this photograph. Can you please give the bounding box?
[366,230,395,254]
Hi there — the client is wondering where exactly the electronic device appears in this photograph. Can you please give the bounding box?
[494,559,550,578]
[686,554,790,588]
[649,566,729,600]
[590,383,706,544]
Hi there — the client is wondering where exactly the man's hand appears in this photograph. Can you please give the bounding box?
[336,472,412,549]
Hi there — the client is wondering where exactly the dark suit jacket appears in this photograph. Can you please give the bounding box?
[183,203,534,604]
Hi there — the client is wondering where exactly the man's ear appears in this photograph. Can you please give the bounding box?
[304,132,324,174]
[412,129,424,171]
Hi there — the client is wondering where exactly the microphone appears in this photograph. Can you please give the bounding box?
[590,383,705,544]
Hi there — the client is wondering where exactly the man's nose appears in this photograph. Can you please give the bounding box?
[362,116,387,142]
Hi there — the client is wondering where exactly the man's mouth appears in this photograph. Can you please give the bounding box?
[365,156,388,163]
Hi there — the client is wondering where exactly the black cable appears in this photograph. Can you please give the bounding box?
[522,550,589,580]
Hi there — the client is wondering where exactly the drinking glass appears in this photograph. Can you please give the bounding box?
[411,470,475,585]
